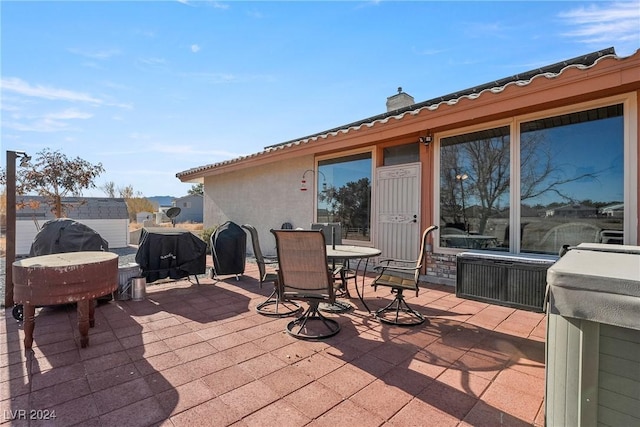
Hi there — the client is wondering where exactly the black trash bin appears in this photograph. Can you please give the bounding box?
[210,221,246,279]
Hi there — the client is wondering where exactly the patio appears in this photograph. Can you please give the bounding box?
[1,259,545,426]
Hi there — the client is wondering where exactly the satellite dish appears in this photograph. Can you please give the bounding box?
[166,207,181,227]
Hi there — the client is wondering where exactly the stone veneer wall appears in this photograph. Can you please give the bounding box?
[424,252,457,287]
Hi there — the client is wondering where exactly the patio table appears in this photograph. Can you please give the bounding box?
[13,251,118,350]
[321,245,381,313]
[441,233,499,249]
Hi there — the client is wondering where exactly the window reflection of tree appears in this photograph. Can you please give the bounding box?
[440,123,614,250]
[519,116,623,253]
[520,132,601,204]
[440,128,510,236]
[319,178,371,240]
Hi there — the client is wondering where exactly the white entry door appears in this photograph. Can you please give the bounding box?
[375,163,421,260]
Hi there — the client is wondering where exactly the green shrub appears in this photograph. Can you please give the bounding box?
[200,226,218,254]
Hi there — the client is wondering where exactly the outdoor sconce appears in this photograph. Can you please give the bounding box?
[16,151,32,166]
[418,130,433,146]
[300,169,326,192]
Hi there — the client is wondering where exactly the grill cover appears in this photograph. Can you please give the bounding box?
[135,228,207,283]
[211,221,246,276]
[29,218,109,256]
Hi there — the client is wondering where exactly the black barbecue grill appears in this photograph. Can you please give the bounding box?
[135,227,207,284]
[210,221,246,280]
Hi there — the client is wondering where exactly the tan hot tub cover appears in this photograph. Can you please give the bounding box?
[546,243,640,331]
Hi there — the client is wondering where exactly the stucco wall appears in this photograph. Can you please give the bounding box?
[173,195,204,223]
[203,156,315,257]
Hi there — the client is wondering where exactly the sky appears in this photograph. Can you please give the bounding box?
[1,1,639,198]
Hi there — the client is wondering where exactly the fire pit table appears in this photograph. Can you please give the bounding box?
[13,251,118,350]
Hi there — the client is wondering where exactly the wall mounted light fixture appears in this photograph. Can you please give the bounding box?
[300,169,327,192]
[418,130,433,146]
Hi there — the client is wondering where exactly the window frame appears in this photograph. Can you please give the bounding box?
[434,92,637,254]
[315,147,376,245]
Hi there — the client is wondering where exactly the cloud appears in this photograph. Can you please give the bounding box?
[209,2,230,10]
[135,56,169,73]
[137,57,167,66]
[178,0,229,10]
[94,143,242,159]
[2,108,93,133]
[46,109,93,120]
[191,44,201,53]
[67,47,121,60]
[128,132,151,140]
[559,2,640,52]
[247,9,263,19]
[412,47,447,56]
[153,143,242,158]
[179,71,275,84]
[1,77,132,110]
[1,77,104,104]
[182,71,238,83]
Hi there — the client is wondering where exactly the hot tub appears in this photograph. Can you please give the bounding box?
[545,243,640,427]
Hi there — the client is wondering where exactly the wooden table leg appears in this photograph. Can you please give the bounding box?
[89,299,96,328]
[77,300,91,348]
[23,304,36,350]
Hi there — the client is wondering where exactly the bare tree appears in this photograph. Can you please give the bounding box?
[15,148,105,218]
[101,181,117,198]
[117,185,137,199]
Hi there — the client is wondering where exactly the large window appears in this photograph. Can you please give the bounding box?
[317,152,372,242]
[439,127,510,251]
[519,105,624,254]
[438,103,625,255]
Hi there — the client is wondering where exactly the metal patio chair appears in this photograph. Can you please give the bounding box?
[311,222,357,296]
[371,225,438,326]
[242,224,300,317]
[271,229,341,339]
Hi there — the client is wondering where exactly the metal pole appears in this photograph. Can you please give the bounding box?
[455,173,469,233]
[459,179,467,232]
[5,151,17,307]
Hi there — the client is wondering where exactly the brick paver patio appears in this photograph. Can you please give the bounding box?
[1,260,545,426]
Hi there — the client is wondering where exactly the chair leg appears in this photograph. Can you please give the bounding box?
[375,289,426,326]
[286,302,341,339]
[256,287,301,317]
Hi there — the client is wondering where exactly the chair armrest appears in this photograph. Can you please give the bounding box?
[374,265,418,274]
[374,258,417,273]
[377,258,415,266]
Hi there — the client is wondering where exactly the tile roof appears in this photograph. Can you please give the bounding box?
[176,47,618,179]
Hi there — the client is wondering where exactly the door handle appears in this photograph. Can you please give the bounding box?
[412,215,417,223]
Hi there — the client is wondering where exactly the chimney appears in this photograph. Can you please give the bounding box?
[386,87,415,112]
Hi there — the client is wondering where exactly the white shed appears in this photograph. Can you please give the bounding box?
[16,196,130,255]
